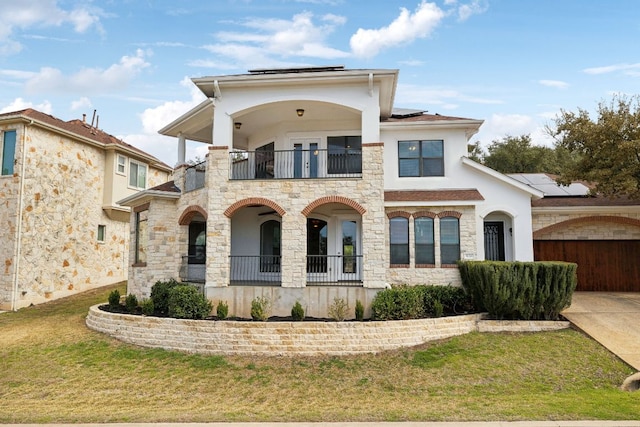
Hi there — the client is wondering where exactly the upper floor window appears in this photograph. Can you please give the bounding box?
[129,159,147,189]
[116,154,126,175]
[440,217,460,265]
[398,140,444,177]
[389,216,409,265]
[415,217,435,265]
[1,130,17,176]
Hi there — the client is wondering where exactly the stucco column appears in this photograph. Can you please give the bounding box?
[177,132,186,165]
[212,101,232,148]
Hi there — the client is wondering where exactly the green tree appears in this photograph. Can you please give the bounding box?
[549,95,640,198]
[480,134,570,174]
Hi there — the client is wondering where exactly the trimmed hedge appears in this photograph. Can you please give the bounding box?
[370,285,473,320]
[457,260,577,320]
[167,284,213,320]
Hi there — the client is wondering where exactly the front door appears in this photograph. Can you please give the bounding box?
[306,217,361,282]
[336,219,360,281]
[484,221,505,261]
[292,138,321,178]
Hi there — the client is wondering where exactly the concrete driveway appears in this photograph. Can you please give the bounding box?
[562,292,640,370]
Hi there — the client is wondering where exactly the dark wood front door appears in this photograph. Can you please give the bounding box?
[533,240,640,292]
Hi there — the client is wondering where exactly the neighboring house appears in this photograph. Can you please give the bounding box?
[119,66,543,318]
[0,109,172,310]
[511,173,640,292]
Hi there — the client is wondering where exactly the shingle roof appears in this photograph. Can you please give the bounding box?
[382,112,477,122]
[532,196,640,207]
[148,180,181,193]
[0,108,170,169]
[385,189,484,202]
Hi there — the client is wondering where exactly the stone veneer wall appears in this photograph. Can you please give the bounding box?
[203,143,387,291]
[0,125,21,310]
[533,212,640,240]
[385,206,476,287]
[85,305,569,356]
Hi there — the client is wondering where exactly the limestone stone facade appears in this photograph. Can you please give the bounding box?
[0,109,171,310]
[533,211,640,240]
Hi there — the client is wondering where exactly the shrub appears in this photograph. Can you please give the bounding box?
[108,289,121,309]
[328,297,349,321]
[371,285,473,320]
[140,298,154,316]
[291,301,305,321]
[125,293,138,313]
[216,300,229,320]
[355,299,364,321]
[250,296,272,321]
[167,285,212,320]
[458,260,577,320]
[432,299,444,318]
[150,278,180,316]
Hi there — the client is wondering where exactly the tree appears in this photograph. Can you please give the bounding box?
[478,134,571,174]
[550,95,640,198]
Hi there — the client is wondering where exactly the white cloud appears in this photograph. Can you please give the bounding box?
[456,0,489,21]
[350,1,445,58]
[0,0,105,55]
[538,79,569,89]
[71,96,92,111]
[396,83,503,109]
[0,97,52,114]
[473,113,554,148]
[25,49,150,94]
[583,62,640,75]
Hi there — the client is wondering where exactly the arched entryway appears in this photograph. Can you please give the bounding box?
[178,206,208,283]
[483,211,514,261]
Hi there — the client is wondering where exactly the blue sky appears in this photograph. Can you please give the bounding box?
[1,0,639,165]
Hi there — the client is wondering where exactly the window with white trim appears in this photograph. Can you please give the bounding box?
[1,130,17,176]
[116,154,126,175]
[129,159,147,189]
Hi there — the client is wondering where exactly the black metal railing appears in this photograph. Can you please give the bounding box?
[306,255,363,285]
[230,148,362,180]
[184,160,206,192]
[179,255,206,283]
[230,255,282,285]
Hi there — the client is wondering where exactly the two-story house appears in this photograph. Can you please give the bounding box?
[119,66,543,318]
[0,109,172,310]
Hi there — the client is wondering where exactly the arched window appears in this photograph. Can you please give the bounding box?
[440,217,460,265]
[390,217,409,265]
[415,217,435,265]
[260,220,281,272]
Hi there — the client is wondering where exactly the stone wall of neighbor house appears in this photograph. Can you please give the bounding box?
[11,126,129,309]
[0,125,22,310]
[533,212,640,240]
[384,206,476,287]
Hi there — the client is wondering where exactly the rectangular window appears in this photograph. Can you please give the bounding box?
[415,217,435,265]
[327,136,362,174]
[440,217,460,265]
[398,140,444,177]
[97,225,106,243]
[129,160,147,189]
[1,130,17,176]
[116,154,126,175]
[135,209,148,264]
[389,217,409,265]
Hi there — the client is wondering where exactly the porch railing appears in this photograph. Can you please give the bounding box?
[230,255,282,285]
[228,255,363,286]
[230,148,362,180]
[184,160,206,192]
[306,255,363,285]
[179,255,206,283]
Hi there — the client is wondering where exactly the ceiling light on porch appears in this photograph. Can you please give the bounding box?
[296,109,305,117]
[234,122,242,129]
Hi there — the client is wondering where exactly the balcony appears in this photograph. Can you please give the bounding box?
[184,161,206,192]
[230,148,362,180]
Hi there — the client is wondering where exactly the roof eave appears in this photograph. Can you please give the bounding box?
[118,190,181,207]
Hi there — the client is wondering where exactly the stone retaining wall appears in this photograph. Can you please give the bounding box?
[86,305,569,356]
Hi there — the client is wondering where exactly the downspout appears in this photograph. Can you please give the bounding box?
[11,120,31,310]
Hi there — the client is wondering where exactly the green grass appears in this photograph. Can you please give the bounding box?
[0,282,637,422]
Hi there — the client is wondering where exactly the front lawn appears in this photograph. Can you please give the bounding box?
[0,283,637,422]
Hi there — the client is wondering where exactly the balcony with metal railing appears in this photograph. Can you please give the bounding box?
[229,148,362,180]
[184,160,206,192]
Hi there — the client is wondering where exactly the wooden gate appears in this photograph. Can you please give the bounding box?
[533,240,640,292]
